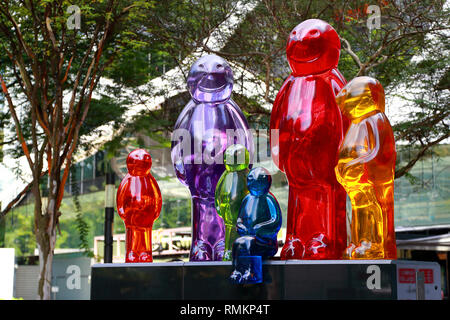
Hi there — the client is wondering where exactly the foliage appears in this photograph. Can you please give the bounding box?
[4,203,35,257]
[69,165,93,257]
[94,1,449,181]
[0,0,158,299]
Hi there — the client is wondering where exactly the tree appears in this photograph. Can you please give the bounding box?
[98,1,449,180]
[0,0,154,299]
[191,0,450,178]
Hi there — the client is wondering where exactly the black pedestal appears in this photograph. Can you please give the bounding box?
[90,260,441,300]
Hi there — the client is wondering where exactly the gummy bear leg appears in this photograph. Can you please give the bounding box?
[232,235,255,262]
[304,233,331,259]
[223,249,232,261]
[190,240,213,261]
[139,251,153,262]
[190,196,225,260]
[125,226,153,262]
[280,237,305,260]
[235,256,263,284]
[224,224,239,255]
[347,187,385,259]
[230,269,243,284]
[213,239,225,261]
[126,250,139,263]
[352,240,384,259]
[343,243,356,259]
[283,185,336,260]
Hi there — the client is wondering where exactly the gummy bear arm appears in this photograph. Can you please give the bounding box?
[214,194,221,217]
[214,174,226,217]
[331,68,347,94]
[236,220,248,235]
[173,99,196,128]
[345,118,380,168]
[116,177,130,219]
[253,195,282,233]
[270,76,293,172]
[270,77,291,131]
[253,217,276,231]
[334,165,345,185]
[148,174,163,219]
[171,100,197,186]
[171,143,188,186]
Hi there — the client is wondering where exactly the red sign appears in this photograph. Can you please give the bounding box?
[419,269,434,284]
[398,268,416,283]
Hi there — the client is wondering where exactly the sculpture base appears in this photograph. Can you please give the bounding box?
[90,260,441,300]
[231,256,263,284]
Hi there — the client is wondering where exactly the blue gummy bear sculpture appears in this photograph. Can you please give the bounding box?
[230,167,282,284]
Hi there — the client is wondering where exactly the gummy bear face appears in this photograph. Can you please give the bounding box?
[127,149,152,176]
[187,54,233,103]
[286,19,340,76]
[224,144,250,172]
[336,76,385,122]
[247,167,271,196]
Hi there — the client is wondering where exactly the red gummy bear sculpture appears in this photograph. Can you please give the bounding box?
[270,19,349,259]
[117,149,162,263]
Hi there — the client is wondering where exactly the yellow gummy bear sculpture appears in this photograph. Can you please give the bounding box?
[335,76,397,260]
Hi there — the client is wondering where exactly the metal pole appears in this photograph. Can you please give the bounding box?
[416,270,425,300]
[104,169,115,263]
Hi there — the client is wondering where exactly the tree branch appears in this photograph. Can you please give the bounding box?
[0,74,34,169]
[395,134,450,179]
[340,36,363,69]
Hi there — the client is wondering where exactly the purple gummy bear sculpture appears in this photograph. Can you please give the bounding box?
[171,54,254,261]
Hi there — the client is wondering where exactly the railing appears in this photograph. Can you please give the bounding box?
[93,227,287,263]
[93,227,191,262]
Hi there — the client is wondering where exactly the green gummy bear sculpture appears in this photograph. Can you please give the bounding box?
[215,144,251,260]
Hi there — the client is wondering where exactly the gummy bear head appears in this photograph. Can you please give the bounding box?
[286,19,340,76]
[224,144,250,172]
[335,76,385,122]
[247,167,271,196]
[127,149,152,176]
[187,54,233,103]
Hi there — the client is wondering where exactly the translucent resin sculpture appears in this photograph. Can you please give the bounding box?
[231,167,282,284]
[270,19,349,259]
[116,149,162,263]
[171,54,254,261]
[215,144,251,260]
[335,76,397,259]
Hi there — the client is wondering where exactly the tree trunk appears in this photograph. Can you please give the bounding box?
[36,223,56,300]
[33,178,58,300]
